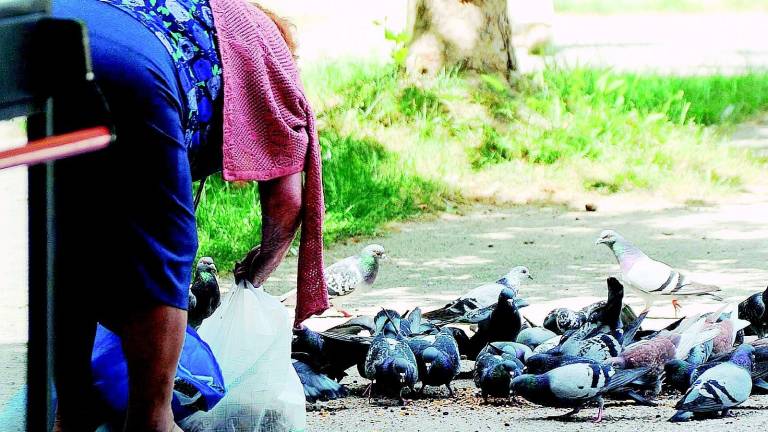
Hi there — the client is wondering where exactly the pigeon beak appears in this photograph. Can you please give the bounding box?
[381,253,389,261]
[527,274,534,280]
[399,372,406,383]
[424,362,432,371]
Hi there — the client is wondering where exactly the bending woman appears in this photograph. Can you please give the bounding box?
[51,0,327,430]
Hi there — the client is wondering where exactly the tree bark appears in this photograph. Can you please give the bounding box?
[406,0,517,80]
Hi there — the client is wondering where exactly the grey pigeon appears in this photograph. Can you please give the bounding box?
[407,328,461,396]
[596,230,722,315]
[363,311,419,404]
[473,347,523,402]
[511,362,651,422]
[325,244,386,297]
[739,286,768,337]
[325,244,386,316]
[188,257,220,329]
[670,344,755,422]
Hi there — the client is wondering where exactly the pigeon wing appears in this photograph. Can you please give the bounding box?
[325,256,363,297]
[624,256,678,294]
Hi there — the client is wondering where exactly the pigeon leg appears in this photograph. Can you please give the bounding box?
[672,299,682,317]
[418,384,427,396]
[363,381,374,402]
[721,409,735,418]
[330,302,354,318]
[592,398,605,423]
[446,384,455,398]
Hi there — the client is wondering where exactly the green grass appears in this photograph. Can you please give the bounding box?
[197,62,768,270]
[554,0,768,13]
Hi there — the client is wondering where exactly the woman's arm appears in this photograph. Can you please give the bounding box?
[235,172,303,286]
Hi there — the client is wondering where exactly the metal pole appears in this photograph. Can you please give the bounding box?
[26,101,55,432]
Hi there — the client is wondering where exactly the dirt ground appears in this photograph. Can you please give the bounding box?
[304,369,768,432]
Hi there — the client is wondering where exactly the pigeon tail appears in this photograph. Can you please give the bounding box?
[621,310,648,348]
[674,319,720,360]
[677,281,722,297]
[602,367,651,394]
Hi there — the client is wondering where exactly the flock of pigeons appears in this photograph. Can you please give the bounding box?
[189,229,768,423]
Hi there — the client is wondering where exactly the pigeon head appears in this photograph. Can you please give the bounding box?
[509,374,538,396]
[731,343,755,371]
[497,287,519,308]
[595,230,621,247]
[361,244,387,260]
[421,346,443,373]
[196,256,217,275]
[376,357,415,389]
[664,359,695,392]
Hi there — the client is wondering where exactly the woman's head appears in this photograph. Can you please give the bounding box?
[250,2,298,57]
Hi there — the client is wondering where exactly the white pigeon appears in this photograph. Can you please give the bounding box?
[596,230,722,315]
[324,244,387,315]
[422,266,532,323]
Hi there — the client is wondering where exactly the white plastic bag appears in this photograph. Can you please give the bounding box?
[180,281,306,432]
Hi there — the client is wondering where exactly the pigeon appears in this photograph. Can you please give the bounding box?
[511,362,651,422]
[610,316,719,371]
[596,230,722,315]
[363,311,419,404]
[739,287,768,338]
[465,288,523,359]
[473,348,523,402]
[670,344,755,422]
[560,332,622,363]
[423,266,532,324]
[559,278,626,345]
[292,356,349,402]
[407,328,461,396]
[543,308,586,335]
[325,244,387,316]
[188,257,221,329]
[292,325,371,381]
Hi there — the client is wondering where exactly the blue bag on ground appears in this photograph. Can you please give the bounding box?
[91,324,226,420]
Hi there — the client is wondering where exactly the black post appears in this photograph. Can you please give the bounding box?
[26,106,55,432]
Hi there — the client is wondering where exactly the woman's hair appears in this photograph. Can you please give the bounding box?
[250,2,298,56]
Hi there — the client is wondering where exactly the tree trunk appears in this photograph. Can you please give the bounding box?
[406,0,517,80]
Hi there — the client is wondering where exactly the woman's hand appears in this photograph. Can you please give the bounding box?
[235,172,303,286]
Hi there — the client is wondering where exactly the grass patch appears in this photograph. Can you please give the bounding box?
[197,61,768,269]
[554,0,768,14]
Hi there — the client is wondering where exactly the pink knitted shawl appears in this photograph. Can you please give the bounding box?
[210,0,328,324]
